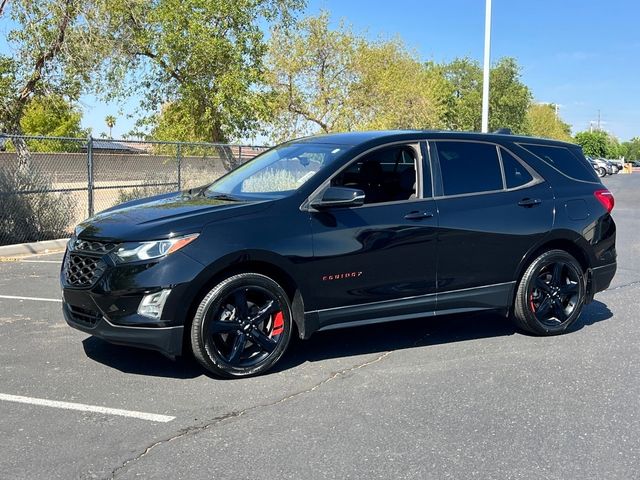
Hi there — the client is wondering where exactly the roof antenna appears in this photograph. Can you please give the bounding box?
[493,128,512,135]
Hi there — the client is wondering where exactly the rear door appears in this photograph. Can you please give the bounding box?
[430,140,554,311]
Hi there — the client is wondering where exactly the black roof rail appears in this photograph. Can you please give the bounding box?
[492,128,513,135]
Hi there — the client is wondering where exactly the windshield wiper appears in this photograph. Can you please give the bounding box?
[206,192,242,202]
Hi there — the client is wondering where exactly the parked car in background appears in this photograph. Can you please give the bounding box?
[587,156,608,178]
[60,130,617,378]
[630,160,640,167]
[605,160,620,174]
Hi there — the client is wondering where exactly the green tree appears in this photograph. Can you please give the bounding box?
[574,131,610,157]
[621,137,640,160]
[441,57,532,133]
[265,13,451,141]
[525,103,572,142]
[103,0,304,149]
[0,0,111,162]
[105,115,116,138]
[18,94,87,151]
[352,42,451,131]
[265,13,360,140]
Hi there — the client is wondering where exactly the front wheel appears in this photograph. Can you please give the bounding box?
[190,273,293,378]
[512,250,586,335]
[596,167,606,178]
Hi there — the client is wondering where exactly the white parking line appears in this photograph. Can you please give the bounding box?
[0,295,62,303]
[0,393,175,423]
[18,260,61,264]
[11,250,64,259]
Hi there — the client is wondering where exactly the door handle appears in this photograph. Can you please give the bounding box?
[518,198,542,207]
[404,211,434,220]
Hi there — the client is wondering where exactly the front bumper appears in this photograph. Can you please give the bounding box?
[60,246,206,357]
[62,297,184,357]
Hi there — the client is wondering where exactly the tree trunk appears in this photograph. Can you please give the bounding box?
[5,122,32,171]
[210,121,239,171]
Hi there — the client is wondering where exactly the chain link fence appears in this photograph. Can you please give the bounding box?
[0,135,269,246]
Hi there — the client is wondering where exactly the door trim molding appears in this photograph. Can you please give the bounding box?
[307,280,516,315]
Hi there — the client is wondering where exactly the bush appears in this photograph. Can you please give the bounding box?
[0,161,76,245]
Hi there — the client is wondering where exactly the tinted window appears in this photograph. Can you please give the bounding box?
[520,144,599,182]
[436,141,503,196]
[501,149,533,188]
[331,145,418,204]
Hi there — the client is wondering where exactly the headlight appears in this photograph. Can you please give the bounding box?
[113,233,199,263]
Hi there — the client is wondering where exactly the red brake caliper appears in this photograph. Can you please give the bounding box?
[530,293,536,312]
[270,311,284,337]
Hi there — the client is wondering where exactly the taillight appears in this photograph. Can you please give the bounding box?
[594,189,614,213]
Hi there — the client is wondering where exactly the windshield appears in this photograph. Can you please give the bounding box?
[205,143,349,199]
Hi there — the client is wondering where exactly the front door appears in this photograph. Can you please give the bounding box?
[306,142,439,329]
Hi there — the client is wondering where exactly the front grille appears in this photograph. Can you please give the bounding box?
[65,253,106,287]
[67,304,102,327]
[71,239,117,254]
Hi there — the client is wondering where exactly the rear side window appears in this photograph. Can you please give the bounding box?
[500,148,533,188]
[520,144,599,183]
[435,141,503,196]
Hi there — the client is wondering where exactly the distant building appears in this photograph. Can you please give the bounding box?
[82,140,144,154]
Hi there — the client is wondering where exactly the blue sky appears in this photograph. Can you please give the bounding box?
[3,0,639,141]
[304,0,640,141]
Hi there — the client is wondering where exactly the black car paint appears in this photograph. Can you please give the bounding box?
[61,130,617,357]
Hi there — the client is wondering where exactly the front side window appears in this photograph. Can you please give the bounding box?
[206,143,349,199]
[331,145,419,204]
[435,141,503,196]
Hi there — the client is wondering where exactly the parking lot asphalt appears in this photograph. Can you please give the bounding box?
[1,175,638,480]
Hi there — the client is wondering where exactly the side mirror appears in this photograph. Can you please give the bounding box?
[310,186,365,209]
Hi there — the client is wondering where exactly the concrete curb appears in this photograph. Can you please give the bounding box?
[0,238,69,259]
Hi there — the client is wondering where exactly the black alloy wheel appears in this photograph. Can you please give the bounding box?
[513,250,586,335]
[191,273,293,378]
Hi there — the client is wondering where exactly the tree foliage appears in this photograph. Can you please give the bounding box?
[265,13,453,142]
[17,94,87,151]
[20,95,85,137]
[265,13,532,141]
[102,0,304,143]
[352,42,451,132]
[621,137,640,160]
[265,13,360,140]
[0,0,114,162]
[0,1,109,132]
[525,103,572,142]
[440,57,531,133]
[574,131,621,158]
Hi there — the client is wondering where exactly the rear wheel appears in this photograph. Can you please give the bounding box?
[596,167,606,178]
[512,250,586,335]
[191,273,293,378]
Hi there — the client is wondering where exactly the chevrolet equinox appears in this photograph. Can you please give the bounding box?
[61,131,617,377]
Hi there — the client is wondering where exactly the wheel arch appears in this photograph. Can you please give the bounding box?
[181,253,307,355]
[510,236,591,310]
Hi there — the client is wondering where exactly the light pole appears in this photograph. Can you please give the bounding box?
[481,0,492,133]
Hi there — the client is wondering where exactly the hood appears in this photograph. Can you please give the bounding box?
[75,190,272,241]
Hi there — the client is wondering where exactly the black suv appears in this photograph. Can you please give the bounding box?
[61,131,617,377]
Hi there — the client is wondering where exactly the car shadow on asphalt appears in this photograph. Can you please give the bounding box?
[81,300,613,379]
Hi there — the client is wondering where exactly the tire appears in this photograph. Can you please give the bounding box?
[596,167,606,178]
[512,250,586,335]
[190,273,293,378]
